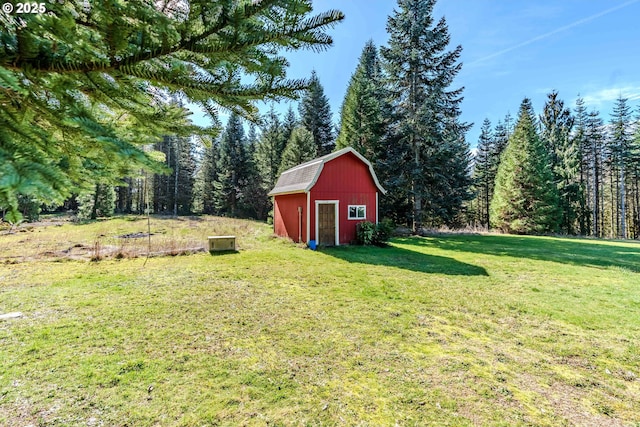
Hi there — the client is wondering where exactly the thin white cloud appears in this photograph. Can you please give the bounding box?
[582,86,640,108]
[468,0,640,67]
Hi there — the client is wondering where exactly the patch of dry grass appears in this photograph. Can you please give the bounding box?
[0,215,269,263]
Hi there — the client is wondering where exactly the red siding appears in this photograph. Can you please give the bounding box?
[309,152,379,244]
[273,193,307,243]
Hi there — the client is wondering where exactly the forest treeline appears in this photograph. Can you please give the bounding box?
[8,0,473,234]
[471,93,640,239]
[3,0,640,240]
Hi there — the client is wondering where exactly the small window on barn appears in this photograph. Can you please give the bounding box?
[348,205,366,220]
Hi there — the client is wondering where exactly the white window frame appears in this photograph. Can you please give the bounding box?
[348,205,367,220]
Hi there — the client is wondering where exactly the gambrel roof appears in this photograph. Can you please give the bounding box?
[268,147,386,196]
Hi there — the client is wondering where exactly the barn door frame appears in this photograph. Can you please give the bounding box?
[315,200,339,246]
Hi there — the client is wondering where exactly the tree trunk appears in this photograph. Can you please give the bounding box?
[412,140,422,234]
[635,170,640,239]
[174,138,179,217]
[592,151,599,237]
[91,184,100,220]
[485,178,491,229]
[610,168,615,238]
[620,163,626,238]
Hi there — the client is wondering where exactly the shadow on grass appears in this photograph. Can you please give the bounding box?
[395,234,640,272]
[322,244,488,276]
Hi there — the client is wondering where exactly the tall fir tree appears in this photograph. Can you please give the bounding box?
[200,138,220,215]
[282,105,299,149]
[77,183,116,220]
[490,98,559,234]
[540,91,579,234]
[175,137,197,215]
[214,113,250,217]
[256,106,286,191]
[381,0,471,230]
[247,123,259,148]
[492,118,510,163]
[573,97,590,235]
[336,40,387,162]
[472,119,494,228]
[152,136,176,213]
[299,71,335,156]
[152,135,196,215]
[631,108,640,238]
[279,126,317,173]
[244,128,269,220]
[115,178,134,214]
[585,110,606,237]
[609,96,634,238]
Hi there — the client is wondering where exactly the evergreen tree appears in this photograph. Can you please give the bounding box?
[490,98,559,234]
[214,113,253,217]
[77,184,116,220]
[256,106,286,190]
[492,119,510,164]
[472,119,494,227]
[381,0,471,230]
[152,135,196,215]
[336,40,386,162]
[630,109,640,238]
[115,178,134,214]
[282,105,299,149]
[247,123,259,147]
[377,130,414,225]
[503,112,515,139]
[244,130,269,219]
[573,97,590,235]
[299,71,335,155]
[609,96,634,238]
[17,195,42,222]
[215,114,245,217]
[0,1,344,222]
[200,138,220,215]
[279,127,317,173]
[175,137,197,215]
[585,110,606,237]
[540,91,579,234]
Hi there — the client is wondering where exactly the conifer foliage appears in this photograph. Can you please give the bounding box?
[609,96,634,238]
[279,126,317,173]
[153,135,197,215]
[490,99,559,234]
[214,113,253,217]
[255,106,286,191]
[540,91,579,234]
[472,119,494,227]
[299,71,335,156]
[0,0,344,222]
[381,0,471,231]
[200,138,220,215]
[336,40,387,162]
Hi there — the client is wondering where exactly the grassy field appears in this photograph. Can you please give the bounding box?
[1,216,639,426]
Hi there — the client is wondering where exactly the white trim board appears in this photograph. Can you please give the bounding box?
[306,192,310,244]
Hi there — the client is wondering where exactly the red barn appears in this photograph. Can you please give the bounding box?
[268,147,386,246]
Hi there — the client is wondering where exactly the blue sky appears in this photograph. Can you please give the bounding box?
[191,0,640,147]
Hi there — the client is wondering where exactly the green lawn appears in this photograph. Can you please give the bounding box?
[1,217,639,426]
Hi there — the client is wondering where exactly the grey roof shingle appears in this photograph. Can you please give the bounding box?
[267,159,323,195]
[268,147,386,196]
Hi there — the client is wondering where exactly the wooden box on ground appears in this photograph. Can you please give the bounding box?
[208,236,236,252]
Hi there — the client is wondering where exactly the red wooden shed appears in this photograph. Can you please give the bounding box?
[268,147,386,246]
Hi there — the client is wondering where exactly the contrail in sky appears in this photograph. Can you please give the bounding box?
[468,0,640,66]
